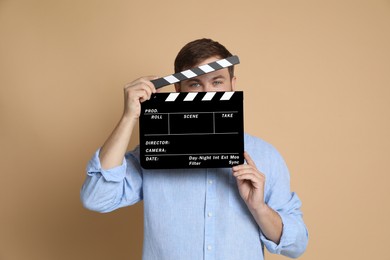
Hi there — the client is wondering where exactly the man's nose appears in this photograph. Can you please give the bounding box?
[203,83,213,92]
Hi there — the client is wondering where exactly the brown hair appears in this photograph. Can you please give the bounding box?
[174,38,235,79]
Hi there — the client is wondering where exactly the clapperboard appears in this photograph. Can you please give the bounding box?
[139,56,244,169]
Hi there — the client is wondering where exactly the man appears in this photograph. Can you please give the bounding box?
[81,38,308,259]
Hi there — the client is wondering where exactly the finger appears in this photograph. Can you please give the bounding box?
[135,79,154,95]
[233,167,265,181]
[140,83,153,100]
[244,151,256,167]
[138,88,154,103]
[124,84,149,103]
[125,76,157,89]
[140,76,158,93]
[233,167,257,176]
[233,169,263,180]
[129,81,155,101]
[236,169,265,181]
[235,173,263,187]
[232,163,255,172]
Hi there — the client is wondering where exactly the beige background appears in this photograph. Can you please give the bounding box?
[1,0,389,259]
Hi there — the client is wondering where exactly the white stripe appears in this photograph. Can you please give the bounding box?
[216,59,232,67]
[184,92,197,101]
[220,91,234,100]
[199,64,214,73]
[202,92,216,101]
[181,70,198,78]
[164,75,180,84]
[165,93,180,102]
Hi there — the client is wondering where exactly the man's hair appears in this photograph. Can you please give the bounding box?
[174,38,235,79]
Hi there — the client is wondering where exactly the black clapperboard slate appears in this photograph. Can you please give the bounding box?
[139,55,243,169]
[139,91,244,169]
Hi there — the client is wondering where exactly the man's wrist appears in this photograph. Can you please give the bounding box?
[246,201,268,217]
[120,113,138,127]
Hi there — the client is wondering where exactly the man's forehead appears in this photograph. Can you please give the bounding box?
[184,68,229,82]
[194,56,222,67]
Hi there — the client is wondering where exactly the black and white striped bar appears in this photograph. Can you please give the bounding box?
[151,55,240,89]
[164,91,235,102]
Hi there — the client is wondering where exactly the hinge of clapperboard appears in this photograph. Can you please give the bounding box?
[151,55,240,89]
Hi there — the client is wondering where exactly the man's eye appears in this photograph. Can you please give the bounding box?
[190,83,201,87]
[213,81,223,86]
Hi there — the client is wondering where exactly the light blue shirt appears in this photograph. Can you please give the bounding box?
[81,133,308,259]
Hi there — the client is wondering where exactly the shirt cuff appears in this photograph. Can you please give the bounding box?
[260,211,297,254]
[86,148,127,182]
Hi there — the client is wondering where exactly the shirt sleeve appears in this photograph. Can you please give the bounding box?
[80,147,143,213]
[260,147,309,258]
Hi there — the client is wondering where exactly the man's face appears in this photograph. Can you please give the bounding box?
[175,56,236,93]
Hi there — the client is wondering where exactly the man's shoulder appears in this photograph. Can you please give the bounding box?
[244,132,277,152]
[244,132,285,164]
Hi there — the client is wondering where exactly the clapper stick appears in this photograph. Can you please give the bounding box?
[151,55,240,89]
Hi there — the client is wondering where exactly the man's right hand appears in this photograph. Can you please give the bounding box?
[123,76,158,120]
[99,76,158,169]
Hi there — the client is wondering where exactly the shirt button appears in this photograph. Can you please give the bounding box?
[208,212,213,217]
[208,180,213,184]
[207,245,212,251]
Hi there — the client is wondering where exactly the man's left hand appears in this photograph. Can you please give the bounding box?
[232,151,266,212]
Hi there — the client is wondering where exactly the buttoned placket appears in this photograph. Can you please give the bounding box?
[204,168,216,260]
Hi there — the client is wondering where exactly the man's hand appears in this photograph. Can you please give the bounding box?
[123,76,158,120]
[232,151,283,244]
[99,76,157,170]
[232,151,266,212]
